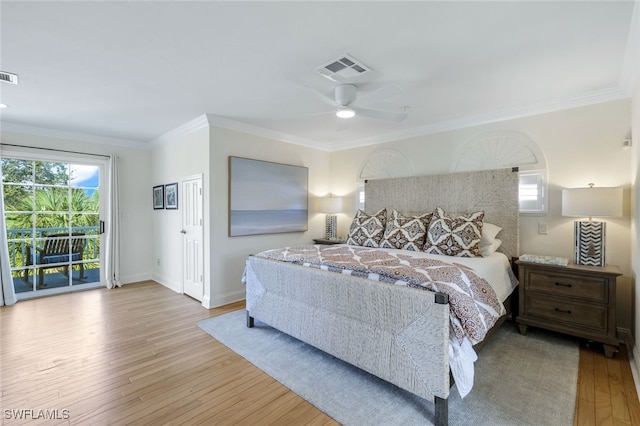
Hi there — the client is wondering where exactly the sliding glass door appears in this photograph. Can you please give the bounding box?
[2,155,103,296]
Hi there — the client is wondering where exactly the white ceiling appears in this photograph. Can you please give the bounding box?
[0,1,637,152]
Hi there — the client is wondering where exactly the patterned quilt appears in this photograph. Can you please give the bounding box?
[256,244,505,345]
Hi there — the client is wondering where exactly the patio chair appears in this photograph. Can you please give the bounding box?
[23,233,85,287]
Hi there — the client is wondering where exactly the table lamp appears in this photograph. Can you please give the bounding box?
[562,184,622,266]
[319,196,342,240]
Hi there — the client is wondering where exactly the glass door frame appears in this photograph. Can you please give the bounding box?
[1,146,107,300]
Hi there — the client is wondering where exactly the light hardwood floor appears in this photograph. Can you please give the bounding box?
[0,281,638,425]
[574,337,640,425]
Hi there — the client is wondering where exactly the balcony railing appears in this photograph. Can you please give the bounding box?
[7,227,100,273]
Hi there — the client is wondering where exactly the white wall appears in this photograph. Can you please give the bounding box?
[0,130,153,284]
[330,99,634,330]
[207,126,331,308]
[150,120,210,300]
[148,118,331,308]
[631,71,640,383]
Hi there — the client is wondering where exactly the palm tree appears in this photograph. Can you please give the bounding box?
[5,187,100,274]
[3,159,101,280]
[6,188,99,230]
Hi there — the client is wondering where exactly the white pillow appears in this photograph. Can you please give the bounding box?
[480,239,502,257]
[480,222,502,247]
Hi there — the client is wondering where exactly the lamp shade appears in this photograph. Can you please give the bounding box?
[319,197,342,214]
[562,187,622,218]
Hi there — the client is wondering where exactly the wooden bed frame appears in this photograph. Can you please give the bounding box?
[245,168,519,425]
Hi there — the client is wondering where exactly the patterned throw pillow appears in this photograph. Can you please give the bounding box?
[380,209,432,251]
[347,208,387,247]
[424,207,484,257]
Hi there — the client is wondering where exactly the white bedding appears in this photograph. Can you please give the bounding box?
[305,245,517,304]
[414,250,518,303]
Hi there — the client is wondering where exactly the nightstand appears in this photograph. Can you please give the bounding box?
[313,238,346,245]
[516,260,622,358]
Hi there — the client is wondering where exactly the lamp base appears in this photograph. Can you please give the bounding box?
[574,221,605,266]
[325,214,337,240]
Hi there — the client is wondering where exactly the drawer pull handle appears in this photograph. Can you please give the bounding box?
[555,282,572,288]
[554,308,572,314]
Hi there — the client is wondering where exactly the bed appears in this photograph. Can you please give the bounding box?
[244,168,519,426]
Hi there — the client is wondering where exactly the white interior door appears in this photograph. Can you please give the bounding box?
[181,175,203,301]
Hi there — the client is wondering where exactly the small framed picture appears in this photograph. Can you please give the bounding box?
[165,182,178,209]
[153,185,164,210]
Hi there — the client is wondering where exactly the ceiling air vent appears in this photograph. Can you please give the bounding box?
[314,54,371,82]
[0,71,18,85]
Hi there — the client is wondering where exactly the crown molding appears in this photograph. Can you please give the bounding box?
[327,86,631,152]
[0,121,150,149]
[168,87,631,154]
[619,0,640,96]
[3,82,630,155]
[151,113,331,152]
[204,114,330,152]
[149,114,211,147]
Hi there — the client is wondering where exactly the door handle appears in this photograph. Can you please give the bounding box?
[180,230,186,234]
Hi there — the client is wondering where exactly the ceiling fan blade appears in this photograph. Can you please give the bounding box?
[353,106,408,123]
[353,84,404,108]
[303,86,337,108]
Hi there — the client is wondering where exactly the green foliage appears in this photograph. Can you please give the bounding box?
[6,188,99,230]
[1,158,68,185]
[3,159,102,280]
[3,158,99,233]
[1,159,69,209]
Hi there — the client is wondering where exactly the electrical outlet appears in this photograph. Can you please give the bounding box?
[538,222,548,235]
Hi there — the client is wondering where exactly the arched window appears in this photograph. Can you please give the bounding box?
[450,130,547,214]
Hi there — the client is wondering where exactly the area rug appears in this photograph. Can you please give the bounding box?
[198,310,578,425]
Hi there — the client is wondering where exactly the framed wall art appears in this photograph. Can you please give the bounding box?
[153,185,164,209]
[229,156,308,236]
[165,182,178,209]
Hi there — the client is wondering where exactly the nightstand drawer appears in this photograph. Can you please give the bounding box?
[516,261,622,358]
[524,293,607,332]
[527,270,607,302]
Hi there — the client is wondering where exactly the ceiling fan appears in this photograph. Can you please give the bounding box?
[313,83,408,122]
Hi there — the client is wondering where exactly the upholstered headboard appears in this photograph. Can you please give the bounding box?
[364,168,520,259]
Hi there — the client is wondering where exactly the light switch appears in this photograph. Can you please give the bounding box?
[538,222,548,235]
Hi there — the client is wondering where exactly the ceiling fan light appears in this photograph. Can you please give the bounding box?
[336,107,355,118]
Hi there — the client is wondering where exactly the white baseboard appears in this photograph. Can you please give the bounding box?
[208,289,245,309]
[133,276,244,309]
[120,272,152,285]
[202,294,211,309]
[146,274,244,310]
[625,333,640,401]
[151,272,182,294]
